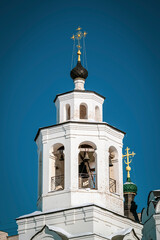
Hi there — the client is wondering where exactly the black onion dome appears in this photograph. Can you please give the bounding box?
[70,61,88,80]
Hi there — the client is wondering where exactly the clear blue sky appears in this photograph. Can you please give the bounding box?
[0,0,160,236]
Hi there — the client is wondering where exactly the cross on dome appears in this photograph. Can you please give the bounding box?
[122,147,136,180]
[71,27,87,62]
[70,27,88,88]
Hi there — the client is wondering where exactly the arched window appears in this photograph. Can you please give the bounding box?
[49,144,65,191]
[95,106,100,121]
[66,104,70,120]
[109,146,118,194]
[78,142,97,189]
[80,103,88,119]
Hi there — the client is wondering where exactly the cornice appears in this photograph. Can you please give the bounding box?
[56,92,104,105]
[17,203,142,227]
[35,121,126,142]
[54,90,105,103]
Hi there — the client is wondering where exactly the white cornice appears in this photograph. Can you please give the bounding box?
[39,122,124,144]
[58,91,104,104]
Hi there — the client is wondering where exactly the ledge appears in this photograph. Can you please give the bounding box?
[34,121,126,141]
[16,203,142,226]
[53,90,105,103]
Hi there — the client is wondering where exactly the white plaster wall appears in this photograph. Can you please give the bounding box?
[55,92,104,123]
[17,205,142,240]
[36,122,124,215]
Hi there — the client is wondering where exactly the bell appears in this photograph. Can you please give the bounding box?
[109,158,113,167]
[109,152,114,167]
[83,152,90,162]
[59,154,64,161]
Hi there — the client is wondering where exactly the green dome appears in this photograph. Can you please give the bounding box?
[123,177,137,194]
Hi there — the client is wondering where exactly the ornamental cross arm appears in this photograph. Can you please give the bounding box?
[71,27,87,62]
[71,27,87,49]
[124,158,132,165]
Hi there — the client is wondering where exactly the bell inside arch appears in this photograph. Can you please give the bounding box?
[109,158,113,167]
[83,152,90,162]
[109,152,114,167]
[57,146,64,161]
[59,152,64,161]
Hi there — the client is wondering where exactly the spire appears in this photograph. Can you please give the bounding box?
[70,27,88,90]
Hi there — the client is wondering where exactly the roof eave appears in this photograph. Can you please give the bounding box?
[54,90,105,103]
[34,121,126,142]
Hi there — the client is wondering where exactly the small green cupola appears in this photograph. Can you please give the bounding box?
[123,177,137,195]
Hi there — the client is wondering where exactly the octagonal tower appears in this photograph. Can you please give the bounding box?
[17,27,143,240]
[35,30,125,215]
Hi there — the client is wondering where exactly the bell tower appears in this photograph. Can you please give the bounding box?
[17,28,143,240]
[35,28,125,215]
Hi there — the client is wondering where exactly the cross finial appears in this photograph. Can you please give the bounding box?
[71,27,87,62]
[122,147,136,180]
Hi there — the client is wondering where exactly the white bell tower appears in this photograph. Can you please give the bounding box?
[35,29,125,216]
[36,89,124,213]
[17,28,143,240]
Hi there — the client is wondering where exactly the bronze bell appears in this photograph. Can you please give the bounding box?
[83,152,90,162]
[59,150,64,161]
[109,152,114,167]
[109,157,113,167]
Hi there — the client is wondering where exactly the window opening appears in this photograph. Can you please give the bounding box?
[80,104,87,119]
[78,143,97,189]
[66,104,70,120]
[50,145,65,191]
[109,146,118,193]
[95,106,100,121]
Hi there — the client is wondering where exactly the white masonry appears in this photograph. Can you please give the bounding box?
[17,70,143,240]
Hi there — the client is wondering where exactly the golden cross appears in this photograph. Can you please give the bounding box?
[122,147,136,179]
[71,27,87,62]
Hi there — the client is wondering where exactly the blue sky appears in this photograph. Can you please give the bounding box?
[0,0,160,236]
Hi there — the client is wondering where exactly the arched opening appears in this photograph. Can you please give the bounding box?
[49,143,65,191]
[95,106,100,121]
[109,146,118,193]
[80,103,88,119]
[66,104,70,120]
[78,142,97,189]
